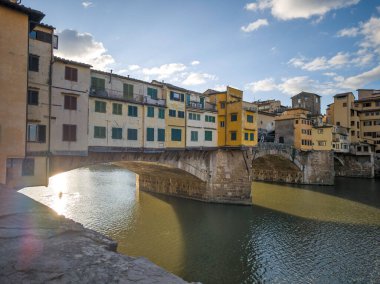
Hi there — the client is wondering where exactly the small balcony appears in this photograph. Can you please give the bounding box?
[186,101,217,111]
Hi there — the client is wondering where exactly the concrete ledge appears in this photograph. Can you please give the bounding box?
[0,187,188,283]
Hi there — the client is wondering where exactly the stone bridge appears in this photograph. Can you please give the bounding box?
[8,144,335,205]
[49,148,254,205]
[251,143,334,185]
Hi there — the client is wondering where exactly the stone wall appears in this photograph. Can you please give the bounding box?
[301,151,335,185]
[334,153,374,178]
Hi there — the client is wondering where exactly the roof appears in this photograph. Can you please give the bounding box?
[334,92,353,98]
[203,89,221,96]
[0,0,44,25]
[291,91,321,98]
[151,80,204,95]
[91,69,160,86]
[54,56,92,68]
[38,22,55,30]
[258,111,276,117]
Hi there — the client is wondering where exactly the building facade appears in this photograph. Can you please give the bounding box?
[207,87,258,147]
[275,108,313,151]
[292,91,321,117]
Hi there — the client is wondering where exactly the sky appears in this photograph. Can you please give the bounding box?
[23,0,380,113]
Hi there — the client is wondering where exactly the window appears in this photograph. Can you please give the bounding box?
[29,54,39,72]
[64,96,77,110]
[22,158,34,176]
[112,103,122,115]
[148,87,158,100]
[351,130,355,136]
[343,103,347,107]
[65,66,78,82]
[27,124,46,143]
[363,121,372,126]
[220,102,226,109]
[169,109,176,117]
[127,128,138,140]
[205,131,212,141]
[91,77,105,91]
[95,101,106,113]
[336,122,340,126]
[94,126,106,138]
[27,90,38,105]
[170,91,184,102]
[351,121,355,126]
[147,128,154,141]
[191,131,198,141]
[230,131,237,141]
[128,105,138,117]
[63,124,76,141]
[178,111,185,118]
[230,113,237,122]
[171,128,182,141]
[30,30,52,44]
[158,129,165,142]
[318,129,323,134]
[158,108,165,119]
[147,106,154,117]
[123,84,134,99]
[363,102,371,107]
[247,115,254,123]
[189,113,200,120]
[112,128,122,139]
[220,121,225,127]
[205,115,215,123]
[250,133,254,141]
[244,133,249,140]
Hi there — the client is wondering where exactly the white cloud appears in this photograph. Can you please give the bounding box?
[82,1,93,8]
[338,65,380,90]
[213,85,227,92]
[191,60,200,66]
[244,0,360,20]
[54,29,114,70]
[288,52,350,71]
[241,19,269,32]
[245,0,272,11]
[277,76,314,95]
[128,65,140,71]
[245,78,277,92]
[323,72,337,77]
[142,63,186,80]
[360,17,380,53]
[182,73,217,86]
[337,27,359,37]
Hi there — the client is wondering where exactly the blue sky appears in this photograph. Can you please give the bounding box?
[23,0,380,112]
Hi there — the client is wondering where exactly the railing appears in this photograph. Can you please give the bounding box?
[186,101,217,111]
[90,88,165,106]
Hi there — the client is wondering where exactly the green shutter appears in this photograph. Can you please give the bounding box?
[205,131,212,141]
[127,128,138,140]
[171,129,182,141]
[147,128,154,141]
[112,128,122,139]
[191,131,198,141]
[147,106,154,117]
[158,129,165,142]
[123,84,134,99]
[158,108,165,119]
[91,77,105,91]
[113,103,122,115]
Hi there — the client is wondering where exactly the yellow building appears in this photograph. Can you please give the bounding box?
[275,108,313,151]
[0,1,44,187]
[355,89,380,155]
[206,86,257,147]
[312,125,333,151]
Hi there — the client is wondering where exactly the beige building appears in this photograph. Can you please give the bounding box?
[0,1,44,187]
[152,81,187,150]
[253,99,287,114]
[356,89,380,155]
[51,57,91,155]
[332,126,350,153]
[89,71,166,150]
[275,108,313,151]
[312,125,333,151]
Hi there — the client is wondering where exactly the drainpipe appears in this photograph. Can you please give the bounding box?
[47,47,53,186]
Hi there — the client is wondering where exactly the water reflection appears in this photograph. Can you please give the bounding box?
[19,165,380,284]
[252,182,380,225]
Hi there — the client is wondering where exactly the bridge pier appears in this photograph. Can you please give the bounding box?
[136,150,253,205]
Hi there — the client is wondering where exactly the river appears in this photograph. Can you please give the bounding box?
[19,164,380,283]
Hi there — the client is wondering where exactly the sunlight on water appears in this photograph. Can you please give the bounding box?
[252,182,380,225]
